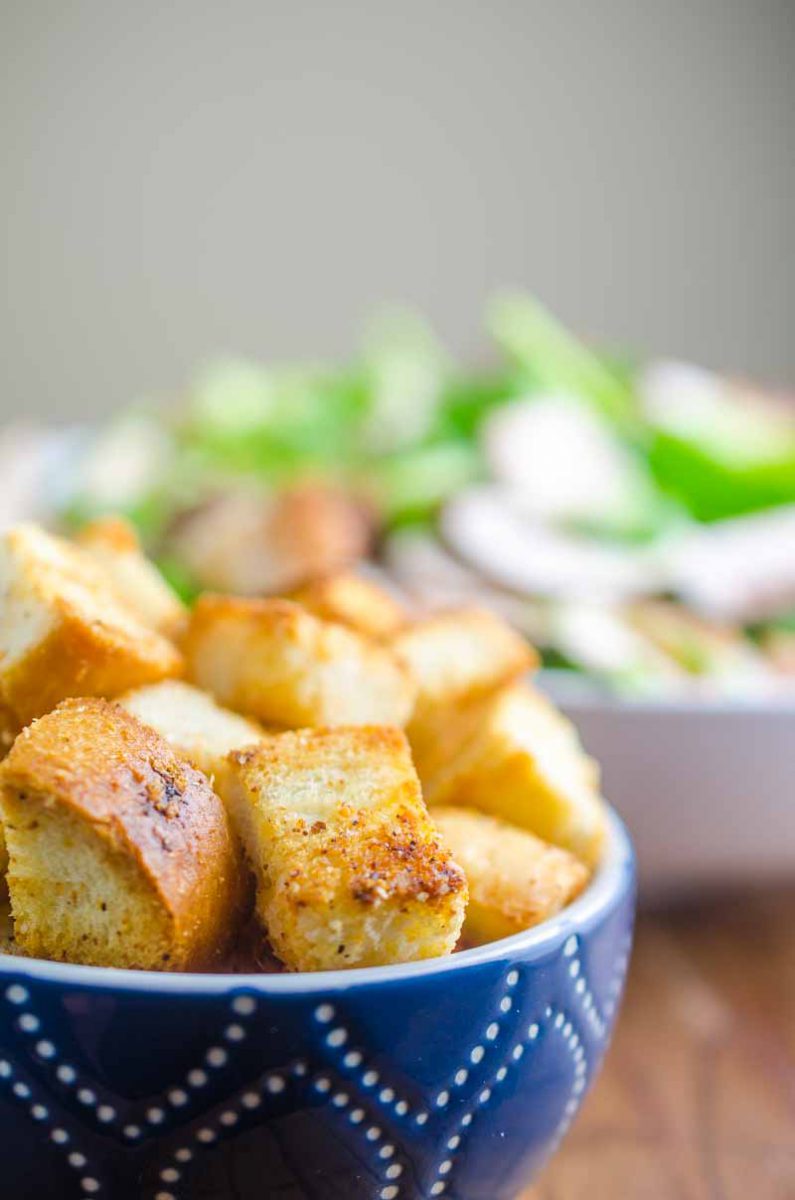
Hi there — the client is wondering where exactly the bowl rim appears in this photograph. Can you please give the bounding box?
[0,809,633,996]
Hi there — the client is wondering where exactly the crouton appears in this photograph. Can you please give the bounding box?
[225,726,467,971]
[76,516,187,639]
[0,524,183,726]
[185,596,416,728]
[413,682,606,867]
[393,607,535,727]
[0,698,245,970]
[168,485,374,596]
[290,571,408,640]
[120,680,263,797]
[432,806,589,944]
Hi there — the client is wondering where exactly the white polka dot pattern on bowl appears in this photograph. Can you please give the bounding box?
[0,918,633,1200]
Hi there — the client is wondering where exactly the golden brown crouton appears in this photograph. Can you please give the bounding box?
[225,726,467,971]
[76,516,187,639]
[393,607,535,728]
[185,596,416,728]
[0,524,183,726]
[169,485,374,596]
[412,682,606,867]
[432,806,589,944]
[120,680,264,797]
[0,698,245,970]
[290,571,408,640]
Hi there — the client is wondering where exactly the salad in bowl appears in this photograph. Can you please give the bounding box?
[33,293,794,703]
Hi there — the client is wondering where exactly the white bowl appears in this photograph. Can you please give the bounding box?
[545,677,795,898]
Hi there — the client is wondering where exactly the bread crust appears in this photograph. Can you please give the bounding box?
[0,698,245,969]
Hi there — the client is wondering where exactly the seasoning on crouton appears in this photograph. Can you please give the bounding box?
[413,682,606,867]
[290,571,408,640]
[120,680,263,797]
[432,806,589,944]
[185,596,416,728]
[0,698,245,970]
[76,515,187,639]
[393,607,535,727]
[0,524,183,726]
[225,726,467,971]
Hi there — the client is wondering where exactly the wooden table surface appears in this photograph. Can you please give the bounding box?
[522,887,795,1200]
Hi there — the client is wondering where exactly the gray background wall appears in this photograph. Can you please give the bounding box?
[1,0,794,421]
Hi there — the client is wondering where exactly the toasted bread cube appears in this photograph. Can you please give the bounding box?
[432,806,589,944]
[76,516,187,639]
[393,608,535,728]
[225,726,467,971]
[290,571,408,640]
[0,698,245,970]
[413,682,606,867]
[0,524,183,726]
[120,680,263,797]
[185,596,416,728]
[170,485,374,596]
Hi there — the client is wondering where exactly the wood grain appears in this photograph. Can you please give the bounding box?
[522,889,795,1200]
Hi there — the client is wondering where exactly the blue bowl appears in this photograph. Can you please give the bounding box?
[0,811,634,1200]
